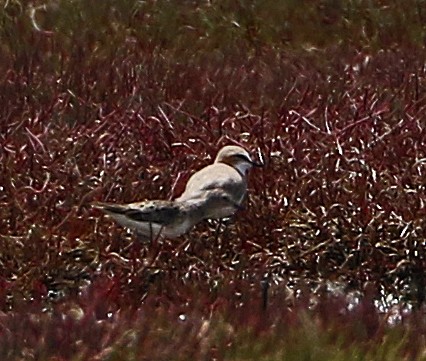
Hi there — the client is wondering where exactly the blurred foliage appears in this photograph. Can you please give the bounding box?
[0,0,426,359]
[1,278,425,360]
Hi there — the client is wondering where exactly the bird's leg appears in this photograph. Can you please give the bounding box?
[145,224,165,268]
[134,228,151,261]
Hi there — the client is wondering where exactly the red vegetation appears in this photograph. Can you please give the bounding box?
[0,1,425,359]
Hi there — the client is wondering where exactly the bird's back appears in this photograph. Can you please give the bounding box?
[176,163,247,205]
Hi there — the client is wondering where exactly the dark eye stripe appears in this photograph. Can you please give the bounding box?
[234,154,251,162]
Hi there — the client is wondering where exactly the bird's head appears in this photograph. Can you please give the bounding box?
[214,145,263,176]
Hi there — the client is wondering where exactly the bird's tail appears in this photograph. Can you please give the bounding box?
[92,202,126,214]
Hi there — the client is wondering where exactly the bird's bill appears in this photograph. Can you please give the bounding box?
[251,160,264,167]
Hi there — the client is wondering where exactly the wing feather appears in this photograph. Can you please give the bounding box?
[93,201,180,225]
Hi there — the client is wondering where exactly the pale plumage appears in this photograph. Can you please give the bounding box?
[94,145,261,240]
[176,145,257,216]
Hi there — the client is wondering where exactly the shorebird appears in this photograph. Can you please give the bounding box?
[94,145,262,240]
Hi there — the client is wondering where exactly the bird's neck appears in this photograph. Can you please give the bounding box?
[230,162,251,177]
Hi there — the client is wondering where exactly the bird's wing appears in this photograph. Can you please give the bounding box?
[93,201,180,225]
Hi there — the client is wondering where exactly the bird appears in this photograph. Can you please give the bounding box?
[93,145,262,241]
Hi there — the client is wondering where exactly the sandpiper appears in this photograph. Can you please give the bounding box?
[94,145,262,240]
